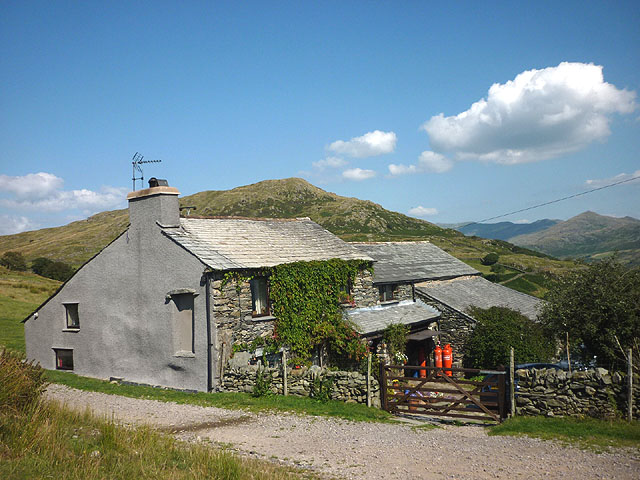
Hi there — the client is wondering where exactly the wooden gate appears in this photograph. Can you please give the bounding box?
[380,364,507,423]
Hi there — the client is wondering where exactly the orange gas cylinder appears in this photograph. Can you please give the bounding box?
[418,347,426,378]
[443,343,453,377]
[434,345,443,374]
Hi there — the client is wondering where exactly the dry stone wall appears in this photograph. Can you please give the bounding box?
[516,368,639,419]
[223,364,381,407]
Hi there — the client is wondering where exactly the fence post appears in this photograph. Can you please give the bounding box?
[498,367,507,421]
[379,359,388,411]
[367,351,372,407]
[628,348,633,422]
[282,349,288,396]
[509,347,515,417]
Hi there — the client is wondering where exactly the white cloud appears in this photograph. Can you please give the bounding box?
[0,172,64,199]
[408,206,438,217]
[0,172,128,213]
[388,151,453,176]
[328,130,397,158]
[422,62,636,164]
[0,214,38,235]
[342,168,377,181]
[585,169,640,188]
[514,219,532,224]
[312,156,347,170]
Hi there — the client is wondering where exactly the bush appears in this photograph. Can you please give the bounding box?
[382,323,409,363]
[252,368,273,397]
[310,375,334,402]
[0,349,48,415]
[481,252,499,266]
[1,251,27,271]
[464,306,554,369]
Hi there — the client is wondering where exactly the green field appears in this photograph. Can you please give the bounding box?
[0,267,60,353]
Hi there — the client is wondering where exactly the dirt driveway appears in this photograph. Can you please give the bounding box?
[46,384,639,479]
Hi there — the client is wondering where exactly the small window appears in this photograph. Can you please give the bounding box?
[379,284,395,302]
[250,277,269,317]
[65,303,79,329]
[54,349,74,370]
[172,294,194,354]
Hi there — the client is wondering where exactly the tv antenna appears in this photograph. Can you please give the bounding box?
[131,152,162,190]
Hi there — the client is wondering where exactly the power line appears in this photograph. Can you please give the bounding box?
[461,174,640,228]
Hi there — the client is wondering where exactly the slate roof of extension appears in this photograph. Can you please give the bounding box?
[345,300,440,336]
[416,275,544,321]
[351,241,479,284]
[161,217,373,270]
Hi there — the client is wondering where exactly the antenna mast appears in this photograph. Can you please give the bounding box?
[131,152,162,190]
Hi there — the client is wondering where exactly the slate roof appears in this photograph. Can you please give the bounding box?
[345,300,440,336]
[351,241,479,284]
[161,217,373,270]
[415,275,544,321]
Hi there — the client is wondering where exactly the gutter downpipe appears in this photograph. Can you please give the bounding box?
[205,270,213,392]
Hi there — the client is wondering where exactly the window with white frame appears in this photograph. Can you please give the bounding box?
[64,303,79,329]
[54,348,74,370]
[250,277,269,317]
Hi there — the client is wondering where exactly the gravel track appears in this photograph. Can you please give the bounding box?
[46,384,639,479]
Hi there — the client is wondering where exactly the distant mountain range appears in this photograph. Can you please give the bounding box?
[451,211,640,266]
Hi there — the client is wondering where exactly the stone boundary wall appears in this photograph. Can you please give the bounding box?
[222,365,381,408]
[516,368,639,419]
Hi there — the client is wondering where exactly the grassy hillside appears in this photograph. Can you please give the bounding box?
[0,267,61,352]
[0,177,580,298]
[511,211,640,266]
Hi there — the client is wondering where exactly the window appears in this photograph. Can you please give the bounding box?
[64,303,79,329]
[379,284,395,302]
[250,277,269,317]
[171,294,194,354]
[54,349,74,370]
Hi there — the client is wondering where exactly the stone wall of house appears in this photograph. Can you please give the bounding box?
[212,274,275,366]
[394,283,413,301]
[222,364,380,407]
[516,368,640,419]
[352,269,378,307]
[414,290,474,365]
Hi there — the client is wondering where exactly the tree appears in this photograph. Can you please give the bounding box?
[0,251,27,271]
[464,306,554,369]
[539,258,640,370]
[481,252,499,266]
[31,257,75,281]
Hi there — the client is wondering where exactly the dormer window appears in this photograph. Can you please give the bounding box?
[250,277,270,317]
[379,284,395,302]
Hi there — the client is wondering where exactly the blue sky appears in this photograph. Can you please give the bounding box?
[1,1,639,235]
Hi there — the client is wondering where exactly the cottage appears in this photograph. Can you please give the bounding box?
[23,180,379,392]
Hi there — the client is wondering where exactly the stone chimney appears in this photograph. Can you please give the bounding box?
[126,178,180,229]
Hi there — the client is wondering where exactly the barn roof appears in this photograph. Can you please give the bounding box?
[351,241,478,284]
[416,275,543,321]
[161,217,373,270]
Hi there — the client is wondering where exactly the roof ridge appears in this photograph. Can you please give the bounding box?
[181,215,311,222]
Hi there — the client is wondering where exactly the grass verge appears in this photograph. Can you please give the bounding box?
[1,351,312,480]
[46,369,392,423]
[489,416,640,451]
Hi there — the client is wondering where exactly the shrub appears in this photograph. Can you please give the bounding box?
[310,375,334,402]
[382,323,409,363]
[464,306,554,369]
[252,368,273,397]
[481,252,499,266]
[1,251,27,271]
[0,349,49,415]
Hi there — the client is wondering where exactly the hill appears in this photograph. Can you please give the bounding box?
[511,211,640,265]
[456,219,560,241]
[0,177,579,298]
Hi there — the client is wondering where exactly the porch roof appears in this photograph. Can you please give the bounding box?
[345,299,440,336]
